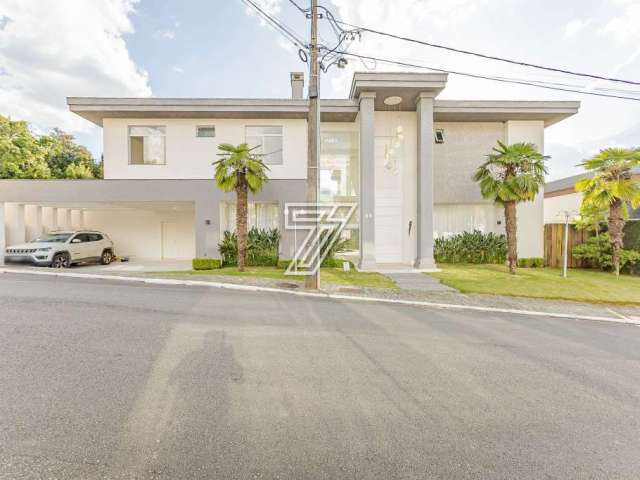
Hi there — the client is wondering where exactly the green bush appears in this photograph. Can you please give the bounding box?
[517,257,544,268]
[192,258,221,270]
[434,230,507,264]
[218,227,280,267]
[320,258,354,268]
[573,233,640,272]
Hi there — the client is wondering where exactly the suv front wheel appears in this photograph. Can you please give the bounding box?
[51,253,70,269]
[101,250,113,265]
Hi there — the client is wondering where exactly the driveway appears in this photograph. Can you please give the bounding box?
[1,273,639,479]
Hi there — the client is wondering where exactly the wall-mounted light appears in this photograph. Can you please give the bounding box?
[435,129,445,144]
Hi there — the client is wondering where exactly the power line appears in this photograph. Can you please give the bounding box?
[334,19,640,87]
[332,49,640,102]
[242,0,307,50]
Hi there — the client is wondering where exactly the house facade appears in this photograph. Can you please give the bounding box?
[545,168,640,224]
[0,72,579,269]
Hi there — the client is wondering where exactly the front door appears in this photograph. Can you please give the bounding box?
[374,137,403,263]
[161,222,179,259]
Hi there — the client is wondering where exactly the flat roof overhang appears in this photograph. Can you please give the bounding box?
[68,97,360,125]
[434,100,581,127]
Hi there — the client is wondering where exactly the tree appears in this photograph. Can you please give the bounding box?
[473,141,548,274]
[574,202,607,236]
[39,128,101,179]
[213,143,269,271]
[0,115,50,178]
[576,147,640,276]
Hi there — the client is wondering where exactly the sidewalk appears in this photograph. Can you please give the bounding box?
[2,266,639,324]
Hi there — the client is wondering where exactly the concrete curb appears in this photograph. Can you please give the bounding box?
[1,267,639,326]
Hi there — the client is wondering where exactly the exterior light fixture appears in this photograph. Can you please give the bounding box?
[435,129,445,144]
[383,95,402,106]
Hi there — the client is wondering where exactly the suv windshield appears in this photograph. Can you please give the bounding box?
[32,233,73,243]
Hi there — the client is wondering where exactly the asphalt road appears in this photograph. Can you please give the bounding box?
[1,273,639,479]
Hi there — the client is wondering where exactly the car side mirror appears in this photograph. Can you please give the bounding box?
[71,238,81,243]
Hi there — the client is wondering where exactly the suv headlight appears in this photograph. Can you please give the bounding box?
[36,247,52,252]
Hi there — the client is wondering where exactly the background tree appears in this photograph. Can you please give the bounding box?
[576,147,640,276]
[0,115,50,178]
[39,128,102,178]
[213,143,269,271]
[473,141,548,274]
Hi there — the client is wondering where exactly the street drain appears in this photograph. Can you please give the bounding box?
[276,282,300,289]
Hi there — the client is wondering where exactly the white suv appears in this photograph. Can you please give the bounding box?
[4,230,115,268]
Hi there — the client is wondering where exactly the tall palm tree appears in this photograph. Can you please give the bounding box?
[214,143,269,271]
[473,141,548,274]
[576,147,640,276]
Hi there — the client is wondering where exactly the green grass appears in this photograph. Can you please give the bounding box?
[429,264,640,305]
[151,266,397,289]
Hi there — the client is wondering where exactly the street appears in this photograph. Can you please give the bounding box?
[1,273,639,479]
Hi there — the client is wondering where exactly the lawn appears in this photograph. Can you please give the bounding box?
[151,266,397,289]
[429,264,640,305]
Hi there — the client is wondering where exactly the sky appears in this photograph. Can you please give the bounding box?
[0,0,639,180]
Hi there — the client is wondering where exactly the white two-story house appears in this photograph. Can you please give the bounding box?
[0,71,579,269]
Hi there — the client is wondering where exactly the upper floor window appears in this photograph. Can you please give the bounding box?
[245,125,283,165]
[196,125,216,138]
[129,126,166,165]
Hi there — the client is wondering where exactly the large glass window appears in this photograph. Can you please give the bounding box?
[320,130,359,252]
[129,126,166,165]
[220,202,280,233]
[245,126,283,165]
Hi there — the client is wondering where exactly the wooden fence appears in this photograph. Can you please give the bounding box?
[544,224,592,268]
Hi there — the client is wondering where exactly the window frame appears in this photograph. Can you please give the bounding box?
[128,125,167,166]
[245,125,284,165]
[196,125,216,138]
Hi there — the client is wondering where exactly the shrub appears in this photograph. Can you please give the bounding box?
[321,258,354,268]
[517,257,544,268]
[434,230,507,264]
[218,227,280,267]
[573,233,640,272]
[192,258,221,270]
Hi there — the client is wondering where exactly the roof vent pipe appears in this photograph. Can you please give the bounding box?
[290,72,304,99]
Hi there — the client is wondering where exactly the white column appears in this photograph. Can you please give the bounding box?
[59,208,72,230]
[358,92,376,270]
[48,207,59,231]
[0,203,5,265]
[78,210,85,229]
[415,94,437,269]
[7,203,26,245]
[26,205,44,240]
[505,120,545,258]
[71,209,83,229]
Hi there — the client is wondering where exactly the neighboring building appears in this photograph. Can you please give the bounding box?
[0,72,580,269]
[545,167,640,224]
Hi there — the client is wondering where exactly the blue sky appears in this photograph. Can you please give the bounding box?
[1,0,639,180]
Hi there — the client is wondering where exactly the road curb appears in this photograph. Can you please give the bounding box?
[1,267,639,325]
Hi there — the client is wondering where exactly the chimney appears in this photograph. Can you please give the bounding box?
[290,72,304,99]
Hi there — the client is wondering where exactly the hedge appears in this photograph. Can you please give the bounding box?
[517,257,544,268]
[192,258,222,270]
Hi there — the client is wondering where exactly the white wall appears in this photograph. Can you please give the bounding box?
[103,118,308,180]
[84,209,195,260]
[434,204,505,238]
[433,122,506,204]
[544,192,582,224]
[505,120,546,258]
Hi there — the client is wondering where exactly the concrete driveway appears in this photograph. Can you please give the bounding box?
[1,258,191,274]
[1,273,639,479]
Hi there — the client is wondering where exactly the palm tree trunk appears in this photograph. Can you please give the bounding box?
[608,199,625,277]
[236,175,248,272]
[504,200,518,274]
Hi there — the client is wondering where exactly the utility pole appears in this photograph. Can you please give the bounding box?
[305,0,320,289]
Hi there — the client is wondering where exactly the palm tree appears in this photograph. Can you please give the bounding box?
[473,141,548,274]
[576,148,640,276]
[213,143,269,271]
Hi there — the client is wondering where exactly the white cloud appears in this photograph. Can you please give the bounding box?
[0,0,151,134]
[172,65,184,74]
[601,0,640,44]
[158,29,176,40]
[564,18,591,37]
